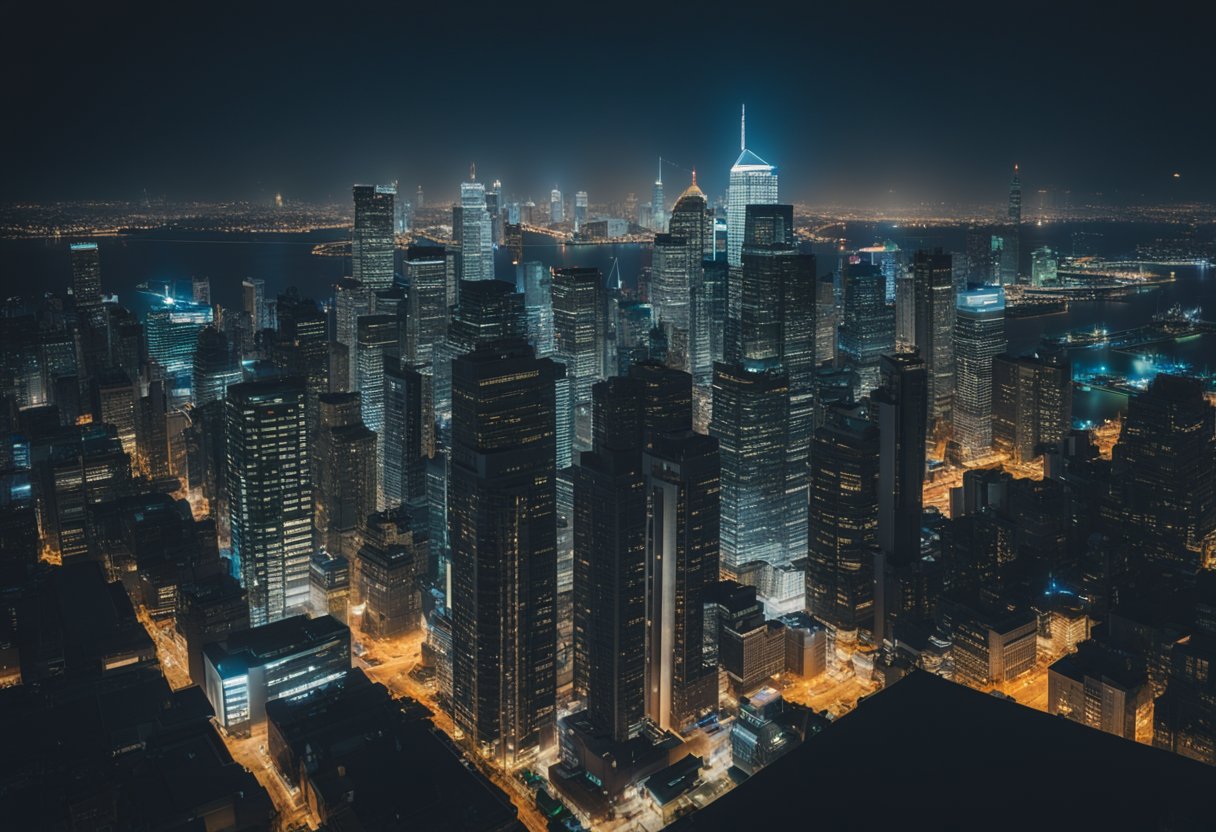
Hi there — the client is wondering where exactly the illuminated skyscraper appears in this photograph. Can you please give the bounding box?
[404,245,449,368]
[352,184,396,290]
[651,160,665,231]
[333,278,370,391]
[1031,246,1058,287]
[226,378,312,626]
[1008,163,1022,225]
[953,287,1006,459]
[668,173,715,385]
[382,363,426,510]
[518,261,554,357]
[651,233,691,365]
[839,259,894,398]
[144,294,213,400]
[992,351,1071,464]
[727,106,778,268]
[912,249,955,438]
[454,173,494,282]
[70,242,103,323]
[355,314,399,504]
[573,190,588,232]
[486,179,502,244]
[551,267,602,408]
[550,188,565,224]
[449,340,563,766]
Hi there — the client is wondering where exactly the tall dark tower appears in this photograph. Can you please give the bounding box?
[807,404,879,641]
[1008,163,1022,226]
[912,249,954,445]
[644,425,720,731]
[352,184,396,290]
[70,242,103,321]
[449,340,563,767]
[571,377,647,742]
[871,352,928,643]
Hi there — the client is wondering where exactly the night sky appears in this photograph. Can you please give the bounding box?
[5,2,1212,207]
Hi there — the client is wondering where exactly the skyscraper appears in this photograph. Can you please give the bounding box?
[242,277,267,331]
[70,242,103,324]
[551,266,602,408]
[454,174,494,282]
[382,363,426,510]
[992,351,1071,464]
[573,190,588,232]
[644,427,720,731]
[334,278,371,391]
[226,378,312,626]
[806,404,879,637]
[839,259,894,398]
[550,188,565,224]
[873,352,927,560]
[355,314,399,504]
[651,160,665,232]
[953,287,1006,460]
[571,377,647,742]
[403,245,449,368]
[650,233,691,366]
[668,172,715,385]
[518,261,554,357]
[144,293,213,400]
[352,184,396,290]
[313,392,376,556]
[727,106,778,268]
[912,249,955,441]
[449,340,563,766]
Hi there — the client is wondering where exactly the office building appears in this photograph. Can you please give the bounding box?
[70,241,103,323]
[1048,640,1150,741]
[353,184,396,290]
[839,259,893,397]
[144,293,213,398]
[551,266,602,407]
[644,428,720,731]
[951,602,1036,687]
[382,362,426,509]
[226,378,312,626]
[953,287,1006,460]
[992,351,1072,464]
[574,190,588,232]
[454,175,494,282]
[308,550,351,624]
[203,614,351,734]
[357,525,423,638]
[518,261,554,357]
[403,245,448,368]
[1031,245,1058,287]
[449,340,563,766]
[333,277,371,389]
[313,392,376,556]
[912,249,955,437]
[727,106,778,268]
[806,405,879,637]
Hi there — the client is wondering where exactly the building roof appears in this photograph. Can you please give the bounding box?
[643,754,704,806]
[731,148,774,171]
[669,671,1216,831]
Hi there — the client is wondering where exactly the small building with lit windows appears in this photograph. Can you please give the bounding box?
[203,614,350,735]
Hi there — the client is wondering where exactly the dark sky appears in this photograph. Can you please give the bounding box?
[5,2,1213,208]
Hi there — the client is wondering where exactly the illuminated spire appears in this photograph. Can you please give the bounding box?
[469,162,476,181]
[741,103,746,151]
[691,168,697,188]
[657,156,662,185]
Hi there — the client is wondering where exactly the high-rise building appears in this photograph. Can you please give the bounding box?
[550,188,565,224]
[192,274,211,307]
[992,351,1071,464]
[873,352,927,561]
[644,427,720,731]
[415,184,425,210]
[454,175,494,282]
[518,261,554,357]
[806,404,879,637]
[726,106,778,268]
[651,160,665,231]
[434,279,526,422]
[571,377,647,742]
[193,326,241,407]
[403,245,449,369]
[355,314,399,505]
[574,190,588,232]
[242,277,267,331]
[333,278,370,390]
[449,340,563,767]
[711,362,788,571]
[815,274,837,368]
[551,266,602,407]
[1008,163,1022,226]
[226,378,312,626]
[144,293,213,400]
[651,233,691,365]
[839,259,894,398]
[668,172,715,385]
[1031,246,1058,287]
[953,287,1006,460]
[382,363,426,510]
[1113,374,1216,567]
[352,184,396,290]
[313,392,376,556]
[912,249,955,439]
[70,242,103,323]
[486,179,503,244]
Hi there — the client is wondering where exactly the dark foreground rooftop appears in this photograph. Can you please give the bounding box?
[670,670,1216,832]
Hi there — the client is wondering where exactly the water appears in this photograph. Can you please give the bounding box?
[3,222,1212,427]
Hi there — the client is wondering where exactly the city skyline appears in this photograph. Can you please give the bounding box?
[4,4,1213,206]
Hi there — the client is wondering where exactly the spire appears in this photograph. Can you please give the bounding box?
[691,168,697,188]
[741,104,746,151]
[657,156,662,185]
[469,162,476,182]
